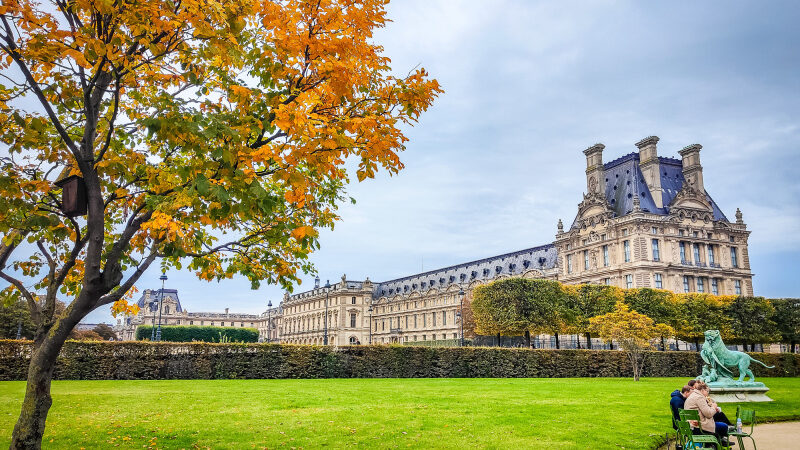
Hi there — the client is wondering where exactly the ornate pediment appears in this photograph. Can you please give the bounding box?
[670,182,712,212]
[576,192,612,222]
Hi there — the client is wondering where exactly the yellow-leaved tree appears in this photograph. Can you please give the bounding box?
[589,302,674,381]
[0,0,441,447]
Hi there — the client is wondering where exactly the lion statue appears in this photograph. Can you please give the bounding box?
[699,330,775,383]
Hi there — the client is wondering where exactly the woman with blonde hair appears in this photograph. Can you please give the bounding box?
[683,381,732,445]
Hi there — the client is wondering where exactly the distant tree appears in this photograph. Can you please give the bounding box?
[623,288,680,350]
[471,278,557,348]
[589,302,674,381]
[674,294,735,351]
[562,284,620,349]
[772,298,800,353]
[67,330,103,341]
[92,323,117,341]
[0,299,35,340]
[528,279,570,349]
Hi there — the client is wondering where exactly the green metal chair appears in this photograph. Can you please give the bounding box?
[730,406,757,450]
[678,409,726,449]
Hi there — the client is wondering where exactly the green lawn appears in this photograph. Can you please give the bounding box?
[1,378,798,449]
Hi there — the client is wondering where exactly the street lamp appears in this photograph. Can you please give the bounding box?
[266,300,273,343]
[150,295,158,341]
[368,302,373,345]
[323,280,330,346]
[155,272,167,341]
[458,288,465,347]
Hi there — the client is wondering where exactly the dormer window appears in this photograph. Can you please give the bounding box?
[471,271,477,279]
[449,275,455,283]
[460,273,466,281]
[523,260,531,268]
[495,266,502,273]
[483,268,490,276]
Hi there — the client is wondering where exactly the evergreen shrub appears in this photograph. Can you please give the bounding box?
[134,325,259,343]
[0,340,798,381]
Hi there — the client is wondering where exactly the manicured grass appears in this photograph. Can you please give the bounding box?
[1,378,798,449]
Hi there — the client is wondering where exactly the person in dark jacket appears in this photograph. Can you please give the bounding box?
[670,385,692,428]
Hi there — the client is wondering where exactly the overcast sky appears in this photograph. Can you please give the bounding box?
[22,1,800,323]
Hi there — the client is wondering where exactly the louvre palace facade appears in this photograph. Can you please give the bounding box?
[117,136,754,345]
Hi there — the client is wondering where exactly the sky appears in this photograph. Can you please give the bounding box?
[9,1,800,324]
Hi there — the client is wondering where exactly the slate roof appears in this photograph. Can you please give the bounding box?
[373,244,557,298]
[573,153,729,228]
[135,288,183,313]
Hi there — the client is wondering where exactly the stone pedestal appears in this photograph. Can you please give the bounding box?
[709,384,773,403]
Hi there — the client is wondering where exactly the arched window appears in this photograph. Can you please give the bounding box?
[349,336,357,345]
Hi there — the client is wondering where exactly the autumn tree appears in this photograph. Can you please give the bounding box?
[589,301,674,381]
[772,298,800,353]
[0,0,440,447]
[727,296,778,352]
[471,278,557,348]
[623,288,680,350]
[91,323,117,341]
[562,284,620,349]
[674,294,734,351]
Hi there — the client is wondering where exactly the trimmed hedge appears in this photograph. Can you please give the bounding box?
[135,325,259,343]
[1,340,799,381]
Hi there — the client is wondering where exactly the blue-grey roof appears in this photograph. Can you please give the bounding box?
[136,288,183,312]
[374,244,557,297]
[574,153,728,227]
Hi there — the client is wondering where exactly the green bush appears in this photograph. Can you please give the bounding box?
[1,340,798,381]
[134,325,259,343]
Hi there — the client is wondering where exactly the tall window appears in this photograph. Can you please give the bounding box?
[654,273,663,289]
[624,240,631,263]
[423,314,427,327]
[652,239,660,262]
[625,274,633,289]
[382,319,385,331]
[414,315,418,328]
[683,276,690,293]
[443,311,447,325]
[432,312,437,326]
[603,245,609,266]
[680,242,687,262]
[584,250,589,270]
[731,247,739,268]
[405,316,409,328]
[350,313,357,328]
[351,296,356,304]
[697,277,705,293]
[652,227,658,234]
[567,254,573,274]
[604,278,611,285]
[711,278,719,295]
[735,280,742,295]
[693,243,701,264]
[708,246,715,266]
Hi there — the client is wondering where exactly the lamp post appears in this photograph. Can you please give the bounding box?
[150,295,157,341]
[458,288,465,347]
[266,300,273,343]
[155,272,167,341]
[323,280,330,346]
[368,302,373,345]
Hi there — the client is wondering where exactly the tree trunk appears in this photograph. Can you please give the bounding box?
[576,334,581,349]
[609,340,614,351]
[10,336,64,449]
[791,342,796,353]
[496,333,501,347]
[554,333,560,350]
[585,333,592,350]
[694,339,700,352]
[524,330,531,349]
[660,336,666,351]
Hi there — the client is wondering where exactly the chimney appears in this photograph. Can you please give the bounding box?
[582,143,605,196]
[224,307,229,315]
[678,144,704,193]
[636,136,663,208]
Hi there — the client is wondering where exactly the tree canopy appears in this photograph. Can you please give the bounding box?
[0,0,440,447]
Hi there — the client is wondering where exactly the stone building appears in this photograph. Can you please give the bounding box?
[117,136,753,345]
[115,288,262,341]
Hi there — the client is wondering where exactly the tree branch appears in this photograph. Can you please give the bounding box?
[97,241,161,306]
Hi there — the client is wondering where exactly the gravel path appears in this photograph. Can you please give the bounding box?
[734,421,800,450]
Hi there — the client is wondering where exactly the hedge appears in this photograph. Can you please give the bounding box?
[135,325,259,343]
[1,340,799,381]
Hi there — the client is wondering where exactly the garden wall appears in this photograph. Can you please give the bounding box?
[1,340,798,381]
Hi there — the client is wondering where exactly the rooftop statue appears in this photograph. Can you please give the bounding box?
[698,330,774,402]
